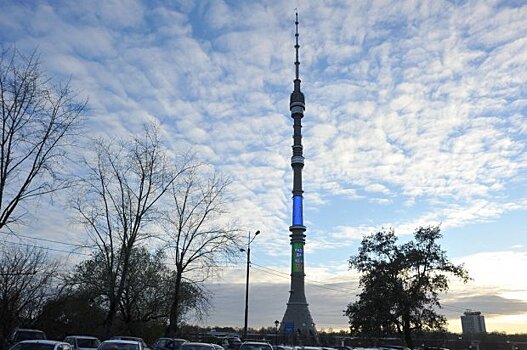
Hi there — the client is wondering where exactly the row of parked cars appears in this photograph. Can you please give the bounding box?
[6,329,274,350]
[7,329,441,350]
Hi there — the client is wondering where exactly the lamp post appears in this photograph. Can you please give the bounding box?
[242,230,260,340]
[274,320,280,346]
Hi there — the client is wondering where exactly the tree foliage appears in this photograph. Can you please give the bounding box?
[67,246,208,337]
[346,226,469,348]
[34,290,106,342]
[0,48,85,231]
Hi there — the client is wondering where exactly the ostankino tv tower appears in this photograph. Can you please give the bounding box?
[280,13,318,343]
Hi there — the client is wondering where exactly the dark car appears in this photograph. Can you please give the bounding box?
[153,339,187,350]
[8,329,47,348]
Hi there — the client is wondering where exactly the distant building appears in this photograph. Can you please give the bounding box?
[461,310,487,334]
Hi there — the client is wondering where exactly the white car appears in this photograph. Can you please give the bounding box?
[98,340,144,350]
[239,342,273,350]
[9,340,72,350]
[64,336,101,350]
[181,343,216,350]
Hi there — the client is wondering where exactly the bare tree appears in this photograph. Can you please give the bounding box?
[0,244,58,350]
[163,167,240,337]
[0,47,85,231]
[72,125,190,337]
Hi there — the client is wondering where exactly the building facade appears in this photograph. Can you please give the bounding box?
[461,310,487,334]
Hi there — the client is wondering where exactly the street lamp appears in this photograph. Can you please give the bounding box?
[274,320,280,346]
[242,230,260,340]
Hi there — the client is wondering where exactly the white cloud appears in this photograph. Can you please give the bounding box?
[453,251,527,295]
[2,0,527,332]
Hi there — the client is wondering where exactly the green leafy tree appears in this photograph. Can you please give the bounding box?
[67,246,208,337]
[346,226,469,348]
[34,291,106,341]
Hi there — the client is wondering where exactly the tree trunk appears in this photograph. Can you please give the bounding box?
[104,295,118,339]
[166,270,183,337]
[402,316,413,349]
[104,249,133,338]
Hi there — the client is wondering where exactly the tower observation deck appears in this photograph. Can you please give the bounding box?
[279,13,317,344]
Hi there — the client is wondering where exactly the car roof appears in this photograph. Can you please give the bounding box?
[18,341,67,345]
[102,340,141,345]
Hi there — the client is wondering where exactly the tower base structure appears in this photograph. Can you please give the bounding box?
[281,300,318,345]
[280,229,318,345]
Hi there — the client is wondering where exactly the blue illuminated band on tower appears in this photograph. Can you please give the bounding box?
[292,195,303,226]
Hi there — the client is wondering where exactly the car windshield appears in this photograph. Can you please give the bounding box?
[12,343,54,350]
[77,339,100,348]
[15,332,46,341]
[99,343,139,350]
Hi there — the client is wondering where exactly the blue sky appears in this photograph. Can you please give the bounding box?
[1,0,527,333]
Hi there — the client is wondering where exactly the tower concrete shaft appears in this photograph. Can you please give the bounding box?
[280,13,317,342]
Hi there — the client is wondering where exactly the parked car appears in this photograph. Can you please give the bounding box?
[220,338,241,350]
[181,343,216,350]
[239,342,272,350]
[211,345,223,350]
[98,340,144,350]
[109,337,149,350]
[273,346,292,350]
[153,338,187,350]
[9,340,70,350]
[8,329,47,348]
[64,336,100,350]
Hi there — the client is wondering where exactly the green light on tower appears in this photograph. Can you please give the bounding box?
[292,242,304,273]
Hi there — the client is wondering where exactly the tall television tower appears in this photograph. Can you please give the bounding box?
[280,12,317,342]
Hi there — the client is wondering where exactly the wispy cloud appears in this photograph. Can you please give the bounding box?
[1,0,526,332]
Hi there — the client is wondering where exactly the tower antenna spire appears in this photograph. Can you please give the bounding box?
[295,11,300,81]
